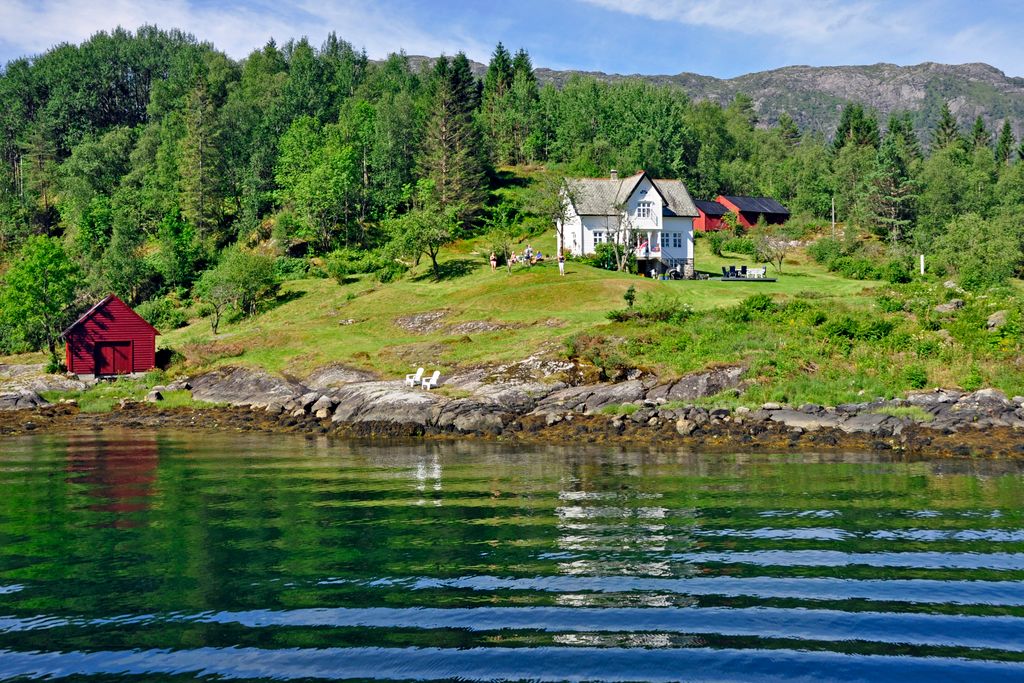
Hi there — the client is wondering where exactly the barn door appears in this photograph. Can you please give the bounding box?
[95,341,132,375]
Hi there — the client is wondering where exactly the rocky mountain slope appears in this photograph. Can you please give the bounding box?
[406,56,1024,137]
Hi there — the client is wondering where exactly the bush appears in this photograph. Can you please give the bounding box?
[608,292,695,324]
[902,364,929,389]
[326,248,407,283]
[274,256,309,280]
[962,366,985,391]
[564,332,633,380]
[136,297,188,332]
[876,295,905,313]
[881,260,912,284]
[831,256,879,280]
[726,294,778,323]
[808,237,843,266]
[722,237,757,256]
[708,231,727,256]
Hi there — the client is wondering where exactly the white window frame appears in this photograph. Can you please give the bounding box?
[660,231,669,248]
[672,232,682,248]
[636,201,654,219]
[593,231,604,245]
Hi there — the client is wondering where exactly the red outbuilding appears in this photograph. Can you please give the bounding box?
[62,295,159,376]
[715,195,791,229]
[694,200,729,232]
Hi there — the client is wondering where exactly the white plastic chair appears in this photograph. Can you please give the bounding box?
[405,367,424,387]
[421,370,441,390]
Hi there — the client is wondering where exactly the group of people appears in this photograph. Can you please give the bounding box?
[489,244,567,276]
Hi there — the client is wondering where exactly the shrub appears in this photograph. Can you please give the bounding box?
[723,237,757,256]
[962,366,985,392]
[831,256,879,280]
[326,247,407,283]
[136,297,188,332]
[564,332,634,380]
[902,364,929,389]
[881,260,912,284]
[875,295,905,313]
[708,231,727,256]
[274,256,309,280]
[624,285,637,308]
[808,237,843,266]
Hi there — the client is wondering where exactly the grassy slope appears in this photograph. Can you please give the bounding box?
[159,234,879,382]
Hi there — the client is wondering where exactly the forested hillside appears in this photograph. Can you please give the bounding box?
[3,27,1024,366]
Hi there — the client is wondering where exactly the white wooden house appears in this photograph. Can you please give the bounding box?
[557,170,698,278]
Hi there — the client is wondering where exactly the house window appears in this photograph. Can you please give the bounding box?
[636,201,654,219]
[593,231,604,244]
[660,232,669,248]
[672,232,682,248]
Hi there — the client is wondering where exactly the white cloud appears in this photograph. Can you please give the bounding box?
[0,0,491,64]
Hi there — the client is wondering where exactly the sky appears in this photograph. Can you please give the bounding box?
[3,0,1024,78]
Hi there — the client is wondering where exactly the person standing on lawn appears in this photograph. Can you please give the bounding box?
[558,251,565,276]
[489,251,497,271]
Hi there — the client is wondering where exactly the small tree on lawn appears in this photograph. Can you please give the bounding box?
[485,202,518,274]
[756,225,791,273]
[195,267,233,334]
[385,180,462,279]
[529,170,578,265]
[608,200,638,272]
[0,235,82,364]
[196,248,280,332]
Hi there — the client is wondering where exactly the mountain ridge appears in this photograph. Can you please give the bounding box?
[403,56,1024,138]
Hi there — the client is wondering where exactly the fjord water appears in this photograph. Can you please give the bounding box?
[1,432,1023,681]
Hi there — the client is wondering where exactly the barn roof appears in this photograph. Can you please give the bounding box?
[694,200,728,216]
[61,294,160,339]
[565,171,698,218]
[719,195,791,215]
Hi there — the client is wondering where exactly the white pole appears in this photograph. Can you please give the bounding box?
[831,196,835,238]
[919,254,925,276]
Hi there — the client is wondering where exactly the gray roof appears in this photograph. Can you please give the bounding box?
[565,172,698,218]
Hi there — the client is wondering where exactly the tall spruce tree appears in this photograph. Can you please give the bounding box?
[508,49,540,163]
[419,54,487,224]
[932,102,962,151]
[482,43,513,100]
[178,82,223,237]
[969,115,991,151]
[776,113,800,146]
[832,103,880,151]
[995,120,1015,165]
[865,133,918,244]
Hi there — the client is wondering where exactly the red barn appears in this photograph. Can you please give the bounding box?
[62,295,159,376]
[716,195,791,228]
[694,200,728,232]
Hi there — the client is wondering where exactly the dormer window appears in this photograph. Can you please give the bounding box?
[636,201,654,219]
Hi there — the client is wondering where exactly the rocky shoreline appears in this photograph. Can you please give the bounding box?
[3,362,1024,457]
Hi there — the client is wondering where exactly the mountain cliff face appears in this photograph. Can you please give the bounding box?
[406,56,1024,138]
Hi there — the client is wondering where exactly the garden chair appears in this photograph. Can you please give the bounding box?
[405,367,424,387]
[422,370,441,390]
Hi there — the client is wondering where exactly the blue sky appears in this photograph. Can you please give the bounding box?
[3,1,1024,78]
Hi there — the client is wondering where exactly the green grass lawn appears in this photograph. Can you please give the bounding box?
[159,234,879,380]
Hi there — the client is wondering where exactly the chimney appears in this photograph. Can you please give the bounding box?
[610,169,618,180]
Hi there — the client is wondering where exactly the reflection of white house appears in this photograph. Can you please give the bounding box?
[558,170,699,278]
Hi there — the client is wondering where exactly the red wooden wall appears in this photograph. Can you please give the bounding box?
[65,295,158,375]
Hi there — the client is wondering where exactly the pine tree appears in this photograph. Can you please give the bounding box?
[995,120,1015,165]
[932,102,962,151]
[483,43,513,100]
[419,54,487,224]
[832,104,880,152]
[865,134,918,245]
[178,83,222,237]
[885,112,922,161]
[969,115,991,151]
[776,113,800,146]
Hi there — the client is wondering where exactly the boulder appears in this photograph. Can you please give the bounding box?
[331,381,442,426]
[646,366,745,402]
[769,409,845,432]
[187,366,308,408]
[934,299,965,314]
[144,390,163,403]
[0,390,49,411]
[987,310,1008,330]
[838,413,897,435]
[675,418,696,436]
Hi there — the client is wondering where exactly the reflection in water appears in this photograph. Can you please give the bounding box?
[63,433,158,526]
[0,432,1022,681]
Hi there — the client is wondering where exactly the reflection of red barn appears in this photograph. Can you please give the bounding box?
[65,434,158,525]
[715,195,791,228]
[694,200,728,232]
[62,294,159,376]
